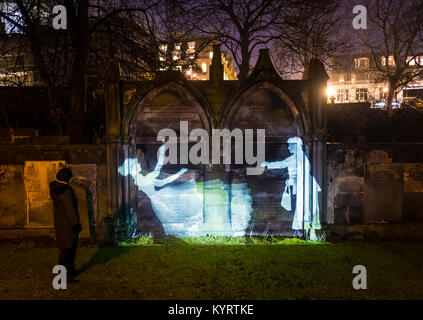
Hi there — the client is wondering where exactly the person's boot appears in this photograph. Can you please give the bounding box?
[66,265,79,284]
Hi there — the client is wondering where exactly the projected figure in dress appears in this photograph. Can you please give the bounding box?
[119,145,253,237]
[261,137,322,239]
[119,145,203,236]
[261,137,306,232]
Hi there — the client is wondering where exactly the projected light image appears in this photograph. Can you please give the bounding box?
[119,145,253,237]
[262,137,321,240]
[119,137,322,239]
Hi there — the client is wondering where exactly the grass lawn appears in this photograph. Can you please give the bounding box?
[0,236,422,300]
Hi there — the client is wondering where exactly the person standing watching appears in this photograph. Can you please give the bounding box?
[49,168,82,281]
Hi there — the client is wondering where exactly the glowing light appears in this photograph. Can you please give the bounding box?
[261,137,321,239]
[383,87,388,93]
[119,145,253,237]
[326,86,335,97]
[373,101,385,108]
[119,137,322,240]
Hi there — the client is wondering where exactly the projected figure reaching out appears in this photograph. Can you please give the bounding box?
[119,144,253,237]
[119,145,202,236]
[260,137,322,239]
[134,145,187,197]
[261,137,305,232]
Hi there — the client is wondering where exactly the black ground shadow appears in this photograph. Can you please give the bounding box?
[76,246,132,276]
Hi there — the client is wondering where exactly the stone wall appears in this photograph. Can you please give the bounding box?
[327,143,423,240]
[0,143,108,239]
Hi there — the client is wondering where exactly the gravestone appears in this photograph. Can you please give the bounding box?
[69,164,97,238]
[23,161,66,227]
[364,164,403,222]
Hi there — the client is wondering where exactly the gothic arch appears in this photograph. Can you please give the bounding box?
[221,81,311,135]
[122,81,214,138]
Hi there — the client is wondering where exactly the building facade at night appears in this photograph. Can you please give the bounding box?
[157,39,237,81]
[327,53,423,106]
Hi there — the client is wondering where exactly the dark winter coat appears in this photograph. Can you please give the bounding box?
[49,180,81,250]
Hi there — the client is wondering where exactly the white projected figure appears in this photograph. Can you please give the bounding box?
[119,145,204,236]
[119,144,253,237]
[134,145,187,197]
[261,137,305,231]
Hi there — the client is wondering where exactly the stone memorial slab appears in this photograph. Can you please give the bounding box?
[69,164,98,238]
[24,161,65,227]
[364,164,403,222]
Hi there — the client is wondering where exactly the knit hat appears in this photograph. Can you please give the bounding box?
[56,168,73,182]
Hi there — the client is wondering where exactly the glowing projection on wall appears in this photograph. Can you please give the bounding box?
[261,137,321,240]
[119,145,253,237]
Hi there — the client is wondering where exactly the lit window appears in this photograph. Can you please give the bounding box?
[209,52,213,59]
[336,89,349,102]
[160,44,167,52]
[201,63,207,73]
[188,42,195,50]
[173,52,181,60]
[408,56,423,66]
[174,65,182,71]
[379,87,388,100]
[174,43,181,50]
[355,58,369,69]
[381,56,395,66]
[159,56,165,61]
[355,88,368,101]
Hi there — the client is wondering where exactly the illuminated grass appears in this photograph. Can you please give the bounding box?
[118,235,322,246]
[0,239,422,299]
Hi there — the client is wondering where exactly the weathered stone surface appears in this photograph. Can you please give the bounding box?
[337,177,363,193]
[334,194,362,207]
[364,164,403,222]
[69,164,98,238]
[334,207,347,225]
[329,222,423,241]
[348,207,363,224]
[24,161,65,227]
[404,192,423,221]
[364,150,392,164]
[0,165,26,228]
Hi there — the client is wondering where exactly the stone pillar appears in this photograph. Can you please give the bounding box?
[306,59,329,241]
[104,59,123,241]
[301,135,312,238]
[209,45,224,82]
[121,136,131,224]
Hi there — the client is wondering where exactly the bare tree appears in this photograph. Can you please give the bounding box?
[0,0,214,139]
[359,0,423,113]
[0,0,163,141]
[272,0,349,79]
[182,0,291,81]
